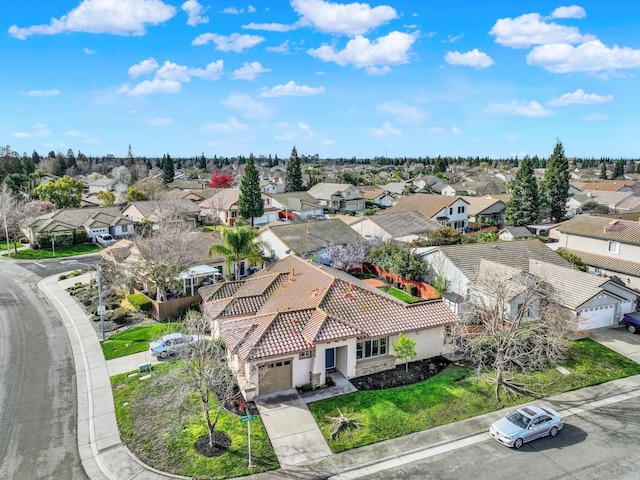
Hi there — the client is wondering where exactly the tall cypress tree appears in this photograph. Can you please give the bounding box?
[542,140,570,221]
[504,156,540,226]
[238,153,264,227]
[284,146,304,192]
[161,153,174,184]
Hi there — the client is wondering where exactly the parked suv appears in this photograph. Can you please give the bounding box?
[95,233,117,247]
[621,312,640,334]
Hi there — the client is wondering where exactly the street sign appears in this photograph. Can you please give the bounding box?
[240,415,258,423]
[97,305,106,316]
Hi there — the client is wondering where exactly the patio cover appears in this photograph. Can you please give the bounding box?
[179,265,221,295]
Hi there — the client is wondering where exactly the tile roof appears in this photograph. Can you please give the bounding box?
[435,239,570,282]
[573,180,636,192]
[562,248,640,278]
[386,194,469,218]
[557,215,640,245]
[213,255,458,361]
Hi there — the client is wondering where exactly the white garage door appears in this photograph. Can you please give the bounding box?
[579,304,616,330]
[259,359,292,394]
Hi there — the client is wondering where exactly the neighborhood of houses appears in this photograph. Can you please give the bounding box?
[17,160,640,400]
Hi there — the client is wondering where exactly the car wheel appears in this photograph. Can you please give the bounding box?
[627,324,637,334]
[513,438,524,449]
[549,426,558,437]
[160,351,169,359]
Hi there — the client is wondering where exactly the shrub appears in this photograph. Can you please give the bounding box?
[189,301,201,310]
[59,274,68,280]
[109,308,130,325]
[126,293,151,311]
[405,284,417,296]
[107,301,120,310]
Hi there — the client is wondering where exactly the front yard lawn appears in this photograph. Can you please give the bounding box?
[308,338,640,452]
[112,362,279,479]
[6,243,100,259]
[101,323,182,360]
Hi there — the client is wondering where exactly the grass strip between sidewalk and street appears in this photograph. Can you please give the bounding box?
[4,243,100,259]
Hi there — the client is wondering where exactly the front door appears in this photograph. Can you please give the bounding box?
[325,348,335,369]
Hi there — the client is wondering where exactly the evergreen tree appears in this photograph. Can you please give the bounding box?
[504,157,540,226]
[238,153,264,227]
[541,140,571,221]
[161,153,174,184]
[612,160,624,179]
[599,162,608,179]
[198,152,207,170]
[284,146,304,192]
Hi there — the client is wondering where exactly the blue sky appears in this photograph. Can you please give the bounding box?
[3,1,640,160]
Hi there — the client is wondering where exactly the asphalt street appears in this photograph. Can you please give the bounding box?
[0,261,88,479]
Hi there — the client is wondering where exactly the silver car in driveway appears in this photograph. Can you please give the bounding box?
[149,332,200,358]
[490,404,563,449]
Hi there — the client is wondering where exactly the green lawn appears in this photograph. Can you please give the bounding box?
[0,241,24,252]
[308,339,640,452]
[101,323,182,360]
[384,286,421,303]
[111,362,279,479]
[4,243,101,259]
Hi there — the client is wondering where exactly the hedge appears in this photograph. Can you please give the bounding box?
[126,293,152,311]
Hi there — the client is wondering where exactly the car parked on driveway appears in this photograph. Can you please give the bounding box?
[621,312,640,334]
[149,332,201,358]
[95,233,117,247]
[490,404,563,449]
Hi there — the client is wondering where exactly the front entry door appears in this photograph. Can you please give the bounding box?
[325,348,335,369]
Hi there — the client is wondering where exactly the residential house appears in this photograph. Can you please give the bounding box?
[349,211,441,243]
[554,215,640,290]
[258,218,365,262]
[87,177,128,195]
[566,191,640,216]
[498,226,534,241]
[269,192,323,220]
[259,180,278,195]
[121,199,200,230]
[358,186,396,207]
[410,175,450,194]
[198,189,279,226]
[23,207,134,244]
[460,195,507,227]
[200,254,459,399]
[164,187,207,203]
[386,194,470,232]
[572,180,636,193]
[307,182,365,212]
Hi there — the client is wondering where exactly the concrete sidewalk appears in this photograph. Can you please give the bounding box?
[41,270,640,480]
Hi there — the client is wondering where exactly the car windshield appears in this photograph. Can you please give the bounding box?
[506,410,529,429]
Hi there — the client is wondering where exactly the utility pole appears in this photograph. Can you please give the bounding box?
[96,264,105,340]
[3,214,9,257]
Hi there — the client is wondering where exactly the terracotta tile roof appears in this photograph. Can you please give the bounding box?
[213,255,459,361]
[562,248,640,278]
[573,180,636,192]
[557,215,640,245]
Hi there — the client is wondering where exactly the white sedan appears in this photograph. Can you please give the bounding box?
[490,404,563,449]
[149,333,200,358]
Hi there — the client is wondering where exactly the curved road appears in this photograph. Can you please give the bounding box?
[0,260,91,479]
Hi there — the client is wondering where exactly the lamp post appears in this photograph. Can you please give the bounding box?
[3,214,9,257]
[96,264,105,340]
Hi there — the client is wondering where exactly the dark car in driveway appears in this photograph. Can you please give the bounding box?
[621,312,640,334]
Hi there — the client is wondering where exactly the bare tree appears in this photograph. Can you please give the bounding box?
[446,260,570,400]
[0,185,54,254]
[322,241,372,272]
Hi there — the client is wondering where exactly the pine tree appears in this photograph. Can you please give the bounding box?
[161,153,174,184]
[542,140,570,221]
[238,153,264,227]
[612,160,624,179]
[504,157,540,226]
[599,162,608,179]
[198,152,207,170]
[284,146,304,192]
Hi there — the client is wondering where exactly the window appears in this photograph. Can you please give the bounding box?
[457,205,465,214]
[449,207,453,215]
[608,241,620,254]
[356,337,388,360]
[299,351,312,359]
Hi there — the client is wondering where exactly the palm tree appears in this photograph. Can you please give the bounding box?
[208,225,264,280]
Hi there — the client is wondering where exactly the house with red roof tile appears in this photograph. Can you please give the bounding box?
[200,255,458,400]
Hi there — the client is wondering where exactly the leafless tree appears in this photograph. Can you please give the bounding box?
[0,185,54,254]
[446,261,570,400]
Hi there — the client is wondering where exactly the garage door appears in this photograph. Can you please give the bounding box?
[579,304,616,330]
[259,359,292,394]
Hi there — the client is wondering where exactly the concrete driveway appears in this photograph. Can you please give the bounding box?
[255,389,332,468]
[590,325,640,363]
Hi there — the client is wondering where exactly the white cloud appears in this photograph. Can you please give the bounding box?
[200,117,249,133]
[128,57,159,78]
[369,121,402,137]
[120,78,182,96]
[527,40,640,73]
[308,31,417,73]
[192,33,265,52]
[83,47,96,54]
[232,61,271,81]
[156,61,192,82]
[12,122,52,138]
[23,89,60,97]
[242,21,302,32]
[146,117,174,126]
[451,126,462,134]
[259,81,325,97]
[489,12,585,48]
[248,5,256,13]
[65,129,86,137]
[222,92,271,119]
[9,0,176,39]
[266,40,291,53]
[583,113,608,121]
[192,61,224,80]
[182,0,209,26]
[291,0,397,36]
[547,88,613,106]
[376,100,425,125]
[551,5,586,19]
[444,49,494,69]
[484,100,554,117]
[298,121,311,131]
